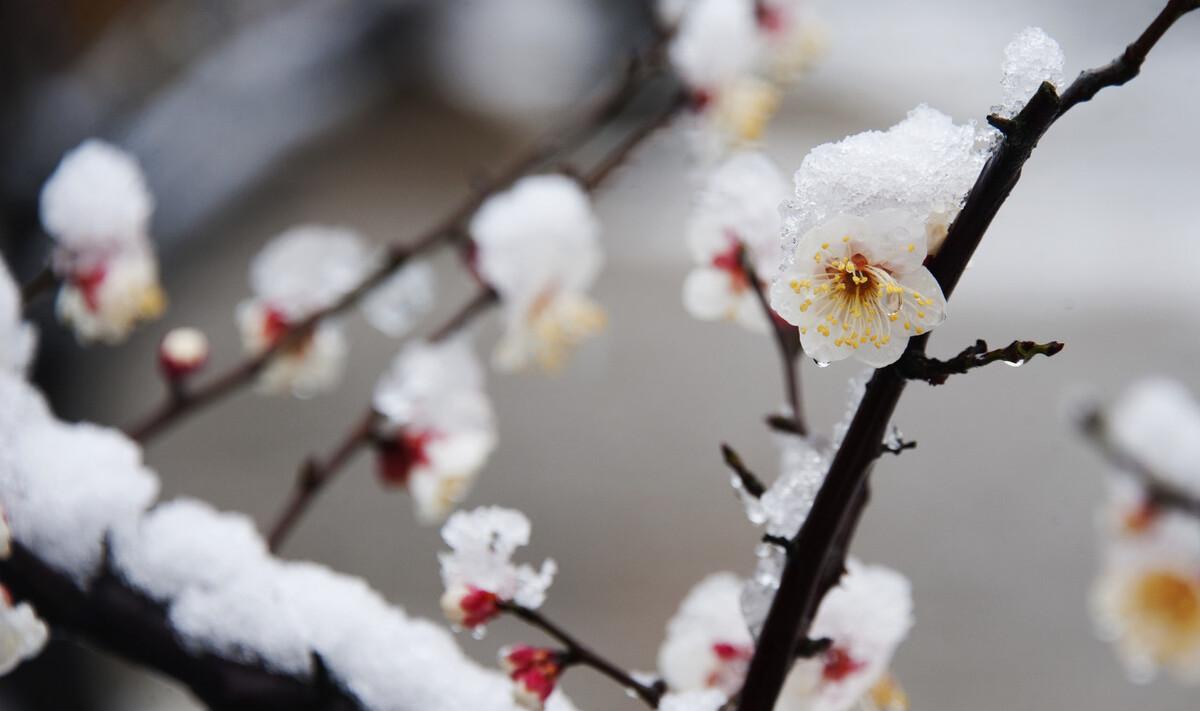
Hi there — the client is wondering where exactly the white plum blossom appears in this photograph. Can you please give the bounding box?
[682,152,789,332]
[237,225,372,396]
[660,565,912,711]
[372,338,497,524]
[771,211,947,367]
[1092,511,1200,683]
[0,587,49,677]
[998,27,1066,118]
[471,175,606,371]
[757,0,828,85]
[361,261,436,338]
[439,507,556,629]
[39,139,165,343]
[0,261,36,376]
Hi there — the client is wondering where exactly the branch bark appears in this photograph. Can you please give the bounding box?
[898,338,1064,385]
[735,4,1199,709]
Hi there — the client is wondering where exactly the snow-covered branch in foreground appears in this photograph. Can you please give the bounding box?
[0,312,574,710]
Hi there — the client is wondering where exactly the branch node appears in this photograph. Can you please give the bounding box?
[722,444,766,498]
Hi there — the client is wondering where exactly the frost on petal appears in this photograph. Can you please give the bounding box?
[56,246,166,344]
[0,262,36,376]
[439,507,555,614]
[2,399,159,586]
[998,27,1066,119]
[1106,378,1200,501]
[783,106,989,262]
[471,175,606,372]
[39,139,153,257]
[362,261,436,338]
[249,225,372,320]
[0,593,49,676]
[112,498,269,603]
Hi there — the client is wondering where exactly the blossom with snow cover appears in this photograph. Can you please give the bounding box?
[372,338,497,524]
[769,106,990,366]
[682,151,789,332]
[0,586,48,677]
[39,140,165,343]
[0,262,36,376]
[659,565,912,711]
[667,0,824,155]
[236,225,372,396]
[471,175,605,371]
[439,507,556,630]
[500,645,565,710]
[1104,378,1200,503]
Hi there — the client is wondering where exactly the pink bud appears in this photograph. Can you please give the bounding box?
[440,584,502,629]
[500,645,562,710]
[159,328,209,380]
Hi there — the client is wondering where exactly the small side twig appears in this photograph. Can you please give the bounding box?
[20,263,57,307]
[899,339,1064,385]
[499,602,664,708]
[880,439,917,456]
[722,443,766,498]
[741,250,806,436]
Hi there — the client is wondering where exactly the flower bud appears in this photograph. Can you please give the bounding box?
[159,327,209,380]
[440,583,501,629]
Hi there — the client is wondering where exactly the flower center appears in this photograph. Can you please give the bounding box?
[821,646,866,682]
[1125,570,1200,659]
[706,641,753,693]
[377,428,439,487]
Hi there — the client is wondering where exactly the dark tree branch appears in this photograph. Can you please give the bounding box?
[722,443,767,499]
[1078,410,1200,520]
[426,287,500,343]
[499,602,664,708]
[741,250,807,436]
[734,4,1198,709]
[899,338,1064,385]
[0,544,363,711]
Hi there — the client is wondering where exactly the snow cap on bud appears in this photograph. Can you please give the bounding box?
[501,645,564,710]
[440,583,502,629]
[159,327,209,380]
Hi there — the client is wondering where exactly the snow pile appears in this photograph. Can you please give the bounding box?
[998,27,1066,118]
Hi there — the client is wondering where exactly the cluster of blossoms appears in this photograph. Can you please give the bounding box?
[471,174,606,372]
[38,140,165,343]
[371,338,497,523]
[681,151,789,332]
[657,564,911,711]
[664,0,826,154]
[1090,379,1200,683]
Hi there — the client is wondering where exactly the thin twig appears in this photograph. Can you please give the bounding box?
[741,250,806,435]
[20,263,57,307]
[899,338,1064,385]
[427,287,500,343]
[735,4,1199,709]
[722,443,767,498]
[500,602,664,708]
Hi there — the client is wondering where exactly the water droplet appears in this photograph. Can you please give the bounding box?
[730,474,744,491]
[624,687,638,699]
[471,627,488,641]
[1004,359,1025,368]
[814,360,831,368]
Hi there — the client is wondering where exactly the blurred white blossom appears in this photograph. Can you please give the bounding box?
[439,507,556,629]
[771,211,946,367]
[372,339,497,524]
[1106,378,1200,501]
[237,225,372,397]
[682,151,789,332]
[39,140,165,344]
[471,175,606,371]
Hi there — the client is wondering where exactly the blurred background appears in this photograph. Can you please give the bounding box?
[2,0,1200,709]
